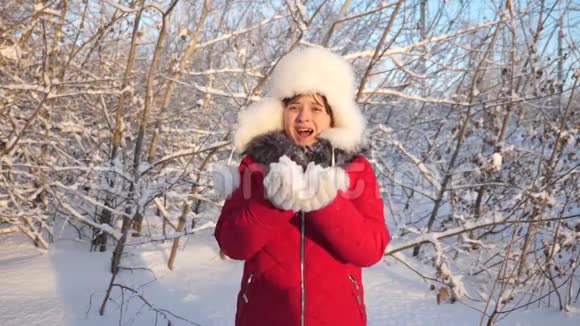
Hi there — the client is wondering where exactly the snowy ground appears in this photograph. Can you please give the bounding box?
[1,232,579,326]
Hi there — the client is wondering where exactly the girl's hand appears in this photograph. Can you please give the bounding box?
[300,162,349,212]
[263,156,306,211]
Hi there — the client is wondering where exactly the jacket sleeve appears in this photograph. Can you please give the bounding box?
[214,156,294,260]
[307,156,390,267]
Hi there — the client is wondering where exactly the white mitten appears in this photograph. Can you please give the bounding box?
[211,164,241,200]
[301,162,350,212]
[263,156,306,211]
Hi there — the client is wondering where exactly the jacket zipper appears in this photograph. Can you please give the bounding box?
[300,211,305,326]
[348,274,362,304]
[348,274,365,320]
[242,272,255,304]
[237,272,255,324]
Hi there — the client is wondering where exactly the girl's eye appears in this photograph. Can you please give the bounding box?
[313,106,323,112]
[287,105,299,111]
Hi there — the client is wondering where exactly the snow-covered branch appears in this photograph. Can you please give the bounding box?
[346,19,505,60]
[60,203,121,240]
[363,88,470,106]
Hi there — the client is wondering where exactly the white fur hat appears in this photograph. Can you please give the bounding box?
[233,47,366,153]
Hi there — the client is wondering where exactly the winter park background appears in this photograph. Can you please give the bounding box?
[1,0,579,325]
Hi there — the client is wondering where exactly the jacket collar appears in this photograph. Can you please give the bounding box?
[243,132,363,169]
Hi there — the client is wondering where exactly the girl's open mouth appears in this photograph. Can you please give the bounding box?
[296,128,314,139]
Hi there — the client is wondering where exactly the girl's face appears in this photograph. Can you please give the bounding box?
[283,94,332,146]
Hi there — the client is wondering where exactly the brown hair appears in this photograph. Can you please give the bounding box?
[282,94,334,126]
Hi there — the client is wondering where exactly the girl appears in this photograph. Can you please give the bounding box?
[214,47,390,326]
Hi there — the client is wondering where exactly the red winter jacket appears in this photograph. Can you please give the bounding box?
[215,155,390,326]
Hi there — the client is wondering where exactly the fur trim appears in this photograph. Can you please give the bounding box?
[211,164,240,199]
[233,98,284,153]
[232,47,367,153]
[269,47,366,152]
[269,48,355,107]
[244,132,361,169]
[318,111,367,153]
